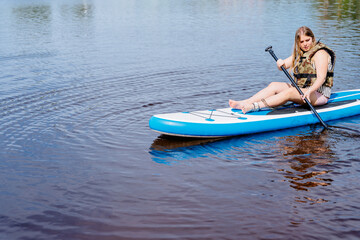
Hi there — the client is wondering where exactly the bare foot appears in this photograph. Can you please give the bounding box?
[241,102,254,114]
[229,99,249,110]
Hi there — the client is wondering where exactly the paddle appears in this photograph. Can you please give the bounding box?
[265,46,329,129]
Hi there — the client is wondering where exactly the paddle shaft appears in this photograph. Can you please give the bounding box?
[265,46,329,129]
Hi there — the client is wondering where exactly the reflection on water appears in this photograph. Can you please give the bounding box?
[12,5,51,22]
[150,135,226,165]
[11,2,93,21]
[276,130,336,207]
[151,135,225,151]
[11,5,52,40]
[59,2,94,20]
[315,0,360,20]
[150,128,337,204]
[278,130,334,192]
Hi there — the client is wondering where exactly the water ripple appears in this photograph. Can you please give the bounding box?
[1,0,360,239]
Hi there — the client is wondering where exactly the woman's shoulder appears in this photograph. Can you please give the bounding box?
[313,49,330,58]
[312,49,331,68]
[311,42,335,57]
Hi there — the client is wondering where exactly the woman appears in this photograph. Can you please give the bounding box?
[229,26,335,113]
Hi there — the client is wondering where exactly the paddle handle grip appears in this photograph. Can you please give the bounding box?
[265,46,329,129]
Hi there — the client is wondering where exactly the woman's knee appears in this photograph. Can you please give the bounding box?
[268,82,282,88]
[286,87,303,102]
[268,82,291,93]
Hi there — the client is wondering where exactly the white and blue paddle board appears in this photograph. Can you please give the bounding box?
[149,89,360,138]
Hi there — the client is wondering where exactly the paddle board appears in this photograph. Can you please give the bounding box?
[149,89,360,138]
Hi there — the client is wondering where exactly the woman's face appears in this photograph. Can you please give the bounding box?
[299,34,314,52]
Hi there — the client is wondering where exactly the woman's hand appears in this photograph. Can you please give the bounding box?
[277,55,294,70]
[302,86,317,103]
[276,59,285,70]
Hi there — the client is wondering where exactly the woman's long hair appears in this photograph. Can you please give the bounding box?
[291,26,316,72]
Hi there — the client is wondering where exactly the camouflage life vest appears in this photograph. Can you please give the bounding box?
[293,42,335,88]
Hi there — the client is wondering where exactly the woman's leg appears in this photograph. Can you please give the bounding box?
[241,87,329,113]
[241,86,303,113]
[312,91,329,106]
[229,82,292,109]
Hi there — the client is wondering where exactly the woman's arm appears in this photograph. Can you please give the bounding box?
[303,50,330,99]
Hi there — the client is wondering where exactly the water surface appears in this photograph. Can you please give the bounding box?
[1,0,360,239]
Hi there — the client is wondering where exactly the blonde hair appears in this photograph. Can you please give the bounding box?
[291,26,316,72]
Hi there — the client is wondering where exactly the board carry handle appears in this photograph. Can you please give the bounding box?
[265,46,329,129]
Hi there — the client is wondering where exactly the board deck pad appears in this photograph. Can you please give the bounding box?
[266,100,357,115]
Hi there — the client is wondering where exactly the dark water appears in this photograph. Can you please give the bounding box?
[1,0,360,239]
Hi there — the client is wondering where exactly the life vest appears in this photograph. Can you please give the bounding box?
[293,42,335,88]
